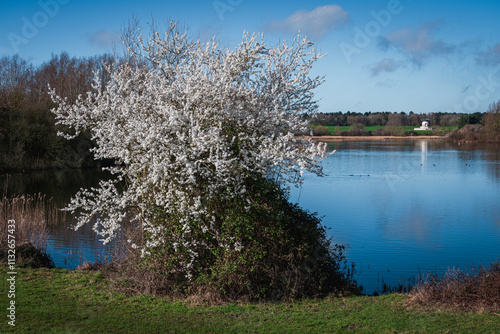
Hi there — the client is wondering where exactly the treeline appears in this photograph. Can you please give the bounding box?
[1,53,499,173]
[448,102,500,142]
[0,53,116,172]
[311,109,500,141]
[312,111,462,127]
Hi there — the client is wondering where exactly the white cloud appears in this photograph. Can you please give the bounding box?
[476,42,500,66]
[89,30,120,49]
[265,5,349,39]
[379,22,454,66]
[369,58,404,76]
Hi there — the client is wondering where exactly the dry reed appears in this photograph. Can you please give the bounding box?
[0,194,62,251]
[407,263,500,312]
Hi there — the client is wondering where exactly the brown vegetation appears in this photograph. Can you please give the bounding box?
[407,262,500,312]
[339,128,371,136]
[482,101,500,142]
[0,194,60,249]
[0,194,60,267]
[372,126,406,136]
[312,124,331,136]
[447,124,485,142]
[0,53,116,172]
[447,101,500,143]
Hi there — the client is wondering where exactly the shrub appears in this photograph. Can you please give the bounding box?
[446,124,485,142]
[114,177,359,300]
[425,126,454,136]
[313,125,331,136]
[371,128,386,136]
[385,126,406,136]
[408,262,500,312]
[352,123,365,129]
[448,102,500,142]
[371,126,407,136]
[339,128,370,136]
[51,21,355,300]
[0,242,55,268]
[482,101,500,142]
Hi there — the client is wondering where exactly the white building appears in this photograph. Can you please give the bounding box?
[414,117,432,131]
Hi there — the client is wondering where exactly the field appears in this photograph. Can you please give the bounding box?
[1,267,499,333]
[312,125,458,136]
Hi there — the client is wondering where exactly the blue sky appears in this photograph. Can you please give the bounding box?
[1,0,500,114]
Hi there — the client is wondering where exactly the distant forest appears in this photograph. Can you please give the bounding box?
[311,111,465,127]
[307,110,488,137]
[0,53,499,172]
[309,108,498,139]
[0,53,116,172]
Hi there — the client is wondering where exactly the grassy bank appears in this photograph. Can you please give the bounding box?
[1,267,499,333]
[311,125,457,136]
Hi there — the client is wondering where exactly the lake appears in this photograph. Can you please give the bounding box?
[289,140,500,293]
[1,169,115,268]
[2,139,500,294]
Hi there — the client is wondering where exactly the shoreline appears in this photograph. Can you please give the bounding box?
[307,135,445,142]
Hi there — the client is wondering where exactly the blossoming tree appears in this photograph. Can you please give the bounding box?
[50,21,343,297]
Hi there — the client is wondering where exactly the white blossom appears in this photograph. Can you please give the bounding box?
[50,21,331,278]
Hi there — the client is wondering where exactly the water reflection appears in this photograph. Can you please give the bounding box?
[291,140,500,294]
[2,141,500,292]
[1,169,114,269]
[1,169,112,203]
[420,140,427,172]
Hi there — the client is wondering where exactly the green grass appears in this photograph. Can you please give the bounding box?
[403,126,457,132]
[311,125,458,136]
[1,268,499,333]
